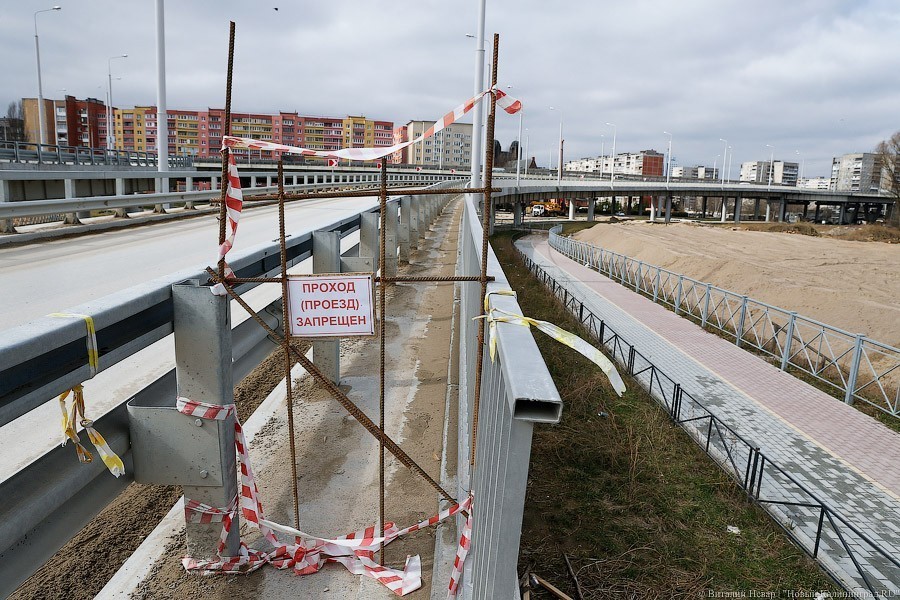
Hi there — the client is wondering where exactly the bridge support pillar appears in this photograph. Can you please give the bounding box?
[586,198,595,222]
[63,178,82,225]
[802,202,809,221]
[734,197,742,223]
[513,201,523,226]
[568,198,576,220]
[0,180,14,234]
[765,201,771,222]
[173,281,242,561]
[753,198,760,220]
[665,193,672,224]
[839,203,848,225]
[312,231,341,384]
[211,175,218,191]
[701,196,708,219]
[720,197,728,222]
[649,196,657,222]
[250,175,258,188]
[266,176,272,188]
[814,203,821,223]
[114,178,129,218]
[779,199,787,222]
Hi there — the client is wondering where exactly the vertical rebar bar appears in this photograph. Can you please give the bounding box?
[378,158,388,560]
[276,160,301,529]
[471,33,500,467]
[217,21,235,283]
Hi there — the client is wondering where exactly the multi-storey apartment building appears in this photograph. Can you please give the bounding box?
[739,160,799,186]
[671,165,719,180]
[565,150,664,177]
[403,121,472,168]
[829,153,886,192]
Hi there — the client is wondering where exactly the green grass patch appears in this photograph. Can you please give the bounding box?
[492,231,840,599]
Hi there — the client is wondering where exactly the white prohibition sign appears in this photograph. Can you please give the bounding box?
[287,273,375,338]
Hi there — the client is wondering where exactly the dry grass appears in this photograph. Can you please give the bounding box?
[491,232,840,599]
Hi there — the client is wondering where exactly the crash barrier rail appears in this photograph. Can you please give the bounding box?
[456,194,562,599]
[548,227,900,419]
[0,140,194,168]
[518,244,900,595]
[0,180,560,597]
[0,171,466,233]
[0,179,465,596]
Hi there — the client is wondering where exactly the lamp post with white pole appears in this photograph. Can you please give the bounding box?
[719,138,728,185]
[523,128,529,178]
[599,135,605,177]
[795,149,803,186]
[606,122,617,183]
[33,6,62,147]
[766,143,775,189]
[549,106,563,183]
[508,85,524,184]
[107,54,128,150]
[467,10,487,189]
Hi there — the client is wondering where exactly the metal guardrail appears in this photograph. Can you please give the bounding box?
[518,244,900,595]
[456,194,562,600]
[548,227,900,419]
[0,140,194,168]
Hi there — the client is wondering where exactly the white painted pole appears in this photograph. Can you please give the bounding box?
[719,138,728,185]
[516,110,522,184]
[33,7,61,147]
[156,0,170,178]
[469,0,487,190]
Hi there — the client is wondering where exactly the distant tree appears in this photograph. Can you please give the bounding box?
[874,131,900,228]
[2,101,26,142]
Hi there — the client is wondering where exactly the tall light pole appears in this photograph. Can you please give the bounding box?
[156,0,169,187]
[468,3,486,190]
[766,143,775,189]
[663,131,673,184]
[508,85,524,184]
[107,54,128,150]
[549,106,562,183]
[727,146,733,183]
[599,135,605,177]
[606,122,617,182]
[795,149,803,186]
[719,138,728,185]
[33,6,62,147]
[524,128,529,178]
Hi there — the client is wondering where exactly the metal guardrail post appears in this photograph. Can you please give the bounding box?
[399,196,412,262]
[780,312,797,371]
[653,268,660,302]
[735,295,749,347]
[114,178,128,218]
[0,180,14,234]
[844,334,865,405]
[185,177,195,209]
[674,275,684,315]
[63,178,82,225]
[635,261,642,292]
[173,282,242,560]
[701,283,712,327]
[312,231,341,384]
[384,202,399,277]
[359,212,379,273]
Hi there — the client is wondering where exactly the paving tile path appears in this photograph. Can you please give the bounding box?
[517,235,900,595]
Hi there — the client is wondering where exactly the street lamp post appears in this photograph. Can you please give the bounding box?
[524,128,529,178]
[33,6,62,147]
[766,143,775,189]
[663,131,673,185]
[107,54,128,150]
[795,149,803,186]
[549,106,562,183]
[606,122,617,183]
[600,136,605,177]
[508,85,524,184]
[719,138,728,185]
[467,4,486,190]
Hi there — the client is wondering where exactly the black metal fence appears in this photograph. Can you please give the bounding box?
[516,247,900,595]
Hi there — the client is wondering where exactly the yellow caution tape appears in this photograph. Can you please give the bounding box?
[58,385,125,477]
[50,312,99,377]
[476,294,626,397]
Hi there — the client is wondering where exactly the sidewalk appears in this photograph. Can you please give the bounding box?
[517,236,900,594]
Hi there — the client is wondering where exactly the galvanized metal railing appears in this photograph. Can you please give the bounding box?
[0,140,193,167]
[456,194,562,599]
[549,226,900,419]
[518,246,900,595]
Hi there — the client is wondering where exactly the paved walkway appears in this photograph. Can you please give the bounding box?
[518,236,900,595]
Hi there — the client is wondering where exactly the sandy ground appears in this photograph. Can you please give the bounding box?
[574,221,900,347]
[127,198,462,599]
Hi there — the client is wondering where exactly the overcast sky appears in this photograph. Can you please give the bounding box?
[4,0,900,177]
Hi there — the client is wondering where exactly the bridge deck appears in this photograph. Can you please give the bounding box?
[517,236,900,593]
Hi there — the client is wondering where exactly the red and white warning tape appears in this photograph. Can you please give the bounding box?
[176,397,473,596]
[209,87,520,292]
[223,85,521,162]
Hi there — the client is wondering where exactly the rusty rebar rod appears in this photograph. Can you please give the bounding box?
[276,161,301,529]
[217,21,236,283]
[218,275,494,286]
[205,267,456,505]
[378,158,388,560]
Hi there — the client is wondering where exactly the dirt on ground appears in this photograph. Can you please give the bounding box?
[573,221,900,347]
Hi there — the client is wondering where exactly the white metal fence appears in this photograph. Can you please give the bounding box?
[549,226,900,419]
